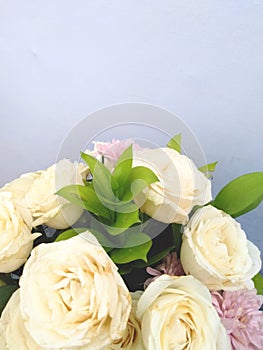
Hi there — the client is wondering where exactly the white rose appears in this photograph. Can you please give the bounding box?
[105,291,145,350]
[133,148,212,224]
[136,275,231,350]
[0,290,89,350]
[0,290,43,350]
[180,205,262,290]
[0,192,40,273]
[1,170,42,207]
[19,232,131,349]
[24,159,87,229]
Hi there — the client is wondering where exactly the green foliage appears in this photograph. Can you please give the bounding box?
[198,161,218,179]
[0,285,18,315]
[213,172,263,217]
[167,133,182,153]
[253,273,263,295]
[55,228,87,242]
[56,147,159,264]
[110,232,152,264]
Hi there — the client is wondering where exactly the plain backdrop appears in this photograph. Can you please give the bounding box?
[0,1,262,253]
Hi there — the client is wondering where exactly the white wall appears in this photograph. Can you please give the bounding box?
[0,1,262,252]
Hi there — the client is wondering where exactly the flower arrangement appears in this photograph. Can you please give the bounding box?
[0,134,262,350]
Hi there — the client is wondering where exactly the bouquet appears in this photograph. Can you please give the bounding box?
[0,133,262,350]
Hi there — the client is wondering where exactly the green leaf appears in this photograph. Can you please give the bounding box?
[213,172,263,217]
[81,152,116,201]
[114,146,133,181]
[110,232,152,264]
[172,224,183,257]
[121,166,159,201]
[55,228,87,242]
[57,185,113,222]
[0,279,6,287]
[114,210,141,229]
[0,285,18,315]
[199,161,218,174]
[167,133,182,153]
[252,273,263,295]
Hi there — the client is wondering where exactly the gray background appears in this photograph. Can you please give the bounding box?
[0,1,262,255]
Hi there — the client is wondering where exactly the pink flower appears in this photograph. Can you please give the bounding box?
[144,252,185,288]
[212,289,263,350]
[90,139,142,170]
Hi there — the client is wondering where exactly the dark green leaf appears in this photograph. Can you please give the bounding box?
[172,224,183,257]
[252,273,263,295]
[0,285,18,315]
[213,172,263,217]
[167,133,182,153]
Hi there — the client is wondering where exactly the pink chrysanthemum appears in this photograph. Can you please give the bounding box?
[212,289,263,350]
[144,252,185,288]
[92,139,142,164]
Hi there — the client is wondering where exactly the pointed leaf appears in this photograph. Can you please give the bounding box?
[252,273,263,295]
[114,145,133,178]
[110,232,152,264]
[167,133,182,153]
[199,161,218,173]
[213,172,263,217]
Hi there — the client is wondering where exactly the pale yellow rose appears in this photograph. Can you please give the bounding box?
[133,148,212,224]
[0,192,40,273]
[0,289,90,350]
[136,275,231,350]
[19,232,131,349]
[1,170,42,207]
[180,205,262,290]
[24,159,87,229]
[0,290,43,350]
[105,291,145,350]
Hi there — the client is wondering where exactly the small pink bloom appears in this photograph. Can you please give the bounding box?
[144,252,185,288]
[212,289,263,350]
[92,139,142,168]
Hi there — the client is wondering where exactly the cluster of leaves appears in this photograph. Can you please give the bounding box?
[57,145,159,266]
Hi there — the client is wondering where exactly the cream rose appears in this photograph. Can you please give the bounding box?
[0,290,42,350]
[136,275,231,350]
[0,192,40,273]
[24,159,87,229]
[19,232,131,349]
[105,291,145,350]
[180,205,262,290]
[133,148,212,224]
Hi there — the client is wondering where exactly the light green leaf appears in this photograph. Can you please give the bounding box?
[110,232,152,264]
[57,185,113,222]
[213,172,263,217]
[252,273,263,295]
[124,166,159,200]
[115,210,140,228]
[81,152,116,201]
[114,146,133,181]
[55,228,87,242]
[0,285,18,315]
[199,161,218,173]
[167,133,182,153]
